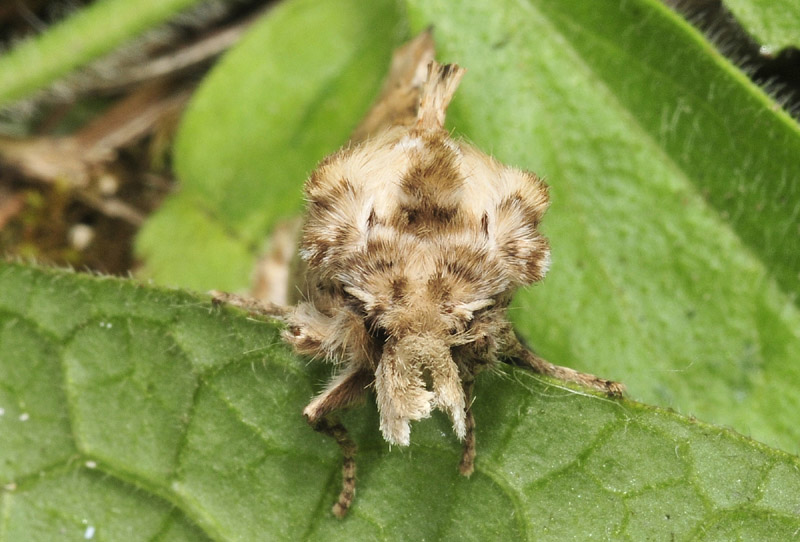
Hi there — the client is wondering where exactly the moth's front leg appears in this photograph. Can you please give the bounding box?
[209,290,288,319]
[303,366,372,518]
[306,416,358,518]
[458,375,476,476]
[501,329,625,397]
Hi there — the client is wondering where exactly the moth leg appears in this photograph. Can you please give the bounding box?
[209,290,288,319]
[308,417,358,519]
[502,331,625,397]
[303,367,372,518]
[458,376,476,476]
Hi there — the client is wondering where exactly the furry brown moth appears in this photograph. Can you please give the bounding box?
[213,32,623,518]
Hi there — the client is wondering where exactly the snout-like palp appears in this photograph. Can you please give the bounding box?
[375,334,466,445]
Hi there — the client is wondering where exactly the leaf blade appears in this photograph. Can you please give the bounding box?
[724,0,800,51]
[2,262,800,539]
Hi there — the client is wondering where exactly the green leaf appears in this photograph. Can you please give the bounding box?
[0,0,204,107]
[2,262,800,540]
[135,0,406,291]
[133,197,255,293]
[400,0,800,456]
[723,0,800,51]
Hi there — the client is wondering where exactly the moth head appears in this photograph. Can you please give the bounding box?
[344,283,494,345]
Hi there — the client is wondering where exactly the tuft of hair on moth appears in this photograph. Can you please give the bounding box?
[213,30,623,518]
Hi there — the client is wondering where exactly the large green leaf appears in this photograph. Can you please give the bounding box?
[0,0,204,107]
[134,0,405,292]
[2,262,800,540]
[401,0,800,456]
[723,0,800,51]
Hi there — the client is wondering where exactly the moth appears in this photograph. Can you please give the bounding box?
[214,32,623,518]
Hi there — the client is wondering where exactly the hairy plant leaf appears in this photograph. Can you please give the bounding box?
[400,0,800,456]
[134,0,405,292]
[0,0,204,107]
[1,262,800,540]
[723,0,800,51]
